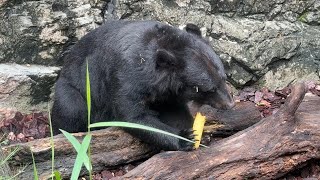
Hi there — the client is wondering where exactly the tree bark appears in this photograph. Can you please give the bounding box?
[0,148,13,178]
[3,128,155,179]
[119,82,320,179]
[2,100,261,179]
[5,83,318,179]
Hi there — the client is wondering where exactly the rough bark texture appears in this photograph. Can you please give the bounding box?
[189,101,262,132]
[0,148,12,178]
[2,101,261,179]
[119,82,320,179]
[3,128,155,179]
[2,83,319,179]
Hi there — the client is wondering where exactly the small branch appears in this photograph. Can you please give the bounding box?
[277,82,308,117]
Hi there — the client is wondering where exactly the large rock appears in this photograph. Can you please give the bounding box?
[113,0,320,89]
[209,16,320,89]
[0,0,105,65]
[0,64,60,118]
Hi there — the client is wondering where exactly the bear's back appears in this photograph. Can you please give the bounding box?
[61,20,161,66]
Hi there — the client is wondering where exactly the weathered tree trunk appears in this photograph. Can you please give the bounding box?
[3,128,155,179]
[5,83,320,179]
[120,82,320,179]
[4,83,319,179]
[2,101,261,179]
[0,148,13,178]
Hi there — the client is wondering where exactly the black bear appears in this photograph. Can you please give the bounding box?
[51,20,234,151]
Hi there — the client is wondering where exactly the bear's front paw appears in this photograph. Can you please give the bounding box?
[178,128,196,151]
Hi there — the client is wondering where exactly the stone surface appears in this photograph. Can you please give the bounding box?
[0,64,60,118]
[112,0,320,89]
[0,0,105,65]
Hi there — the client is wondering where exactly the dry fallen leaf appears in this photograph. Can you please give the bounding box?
[256,100,271,107]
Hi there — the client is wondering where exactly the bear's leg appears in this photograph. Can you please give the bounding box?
[51,78,87,135]
[116,90,195,150]
[158,104,194,130]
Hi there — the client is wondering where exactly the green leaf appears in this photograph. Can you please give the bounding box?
[86,60,91,129]
[78,134,92,172]
[59,130,92,171]
[70,134,92,180]
[85,60,93,180]
[0,146,20,166]
[53,171,61,180]
[31,150,39,180]
[90,121,208,148]
[48,105,55,180]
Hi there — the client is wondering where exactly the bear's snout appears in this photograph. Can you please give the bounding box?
[219,99,235,110]
[207,83,235,110]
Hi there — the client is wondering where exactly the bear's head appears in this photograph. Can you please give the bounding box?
[146,23,235,110]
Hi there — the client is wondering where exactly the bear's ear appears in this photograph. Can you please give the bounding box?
[185,23,202,37]
[155,49,178,70]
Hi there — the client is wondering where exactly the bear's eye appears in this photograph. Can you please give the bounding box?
[195,83,215,92]
[194,86,199,93]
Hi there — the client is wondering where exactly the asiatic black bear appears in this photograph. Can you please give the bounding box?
[51,21,234,151]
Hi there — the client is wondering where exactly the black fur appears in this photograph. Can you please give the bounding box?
[51,20,234,151]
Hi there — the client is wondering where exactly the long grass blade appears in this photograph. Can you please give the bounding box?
[86,60,93,180]
[0,146,20,166]
[8,164,28,180]
[31,150,39,180]
[90,121,208,148]
[70,135,92,180]
[86,60,91,132]
[59,130,91,171]
[48,105,55,180]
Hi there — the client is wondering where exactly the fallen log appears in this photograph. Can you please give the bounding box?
[3,128,155,179]
[2,100,260,178]
[119,82,320,179]
[193,101,262,134]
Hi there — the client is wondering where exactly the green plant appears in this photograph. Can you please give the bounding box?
[90,122,207,148]
[0,165,28,180]
[60,130,92,180]
[0,146,20,167]
[48,105,62,180]
[86,60,93,180]
[298,12,308,22]
[59,60,93,180]
[31,150,38,180]
[53,171,61,180]
[0,146,22,179]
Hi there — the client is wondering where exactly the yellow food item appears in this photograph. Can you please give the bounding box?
[192,112,206,149]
